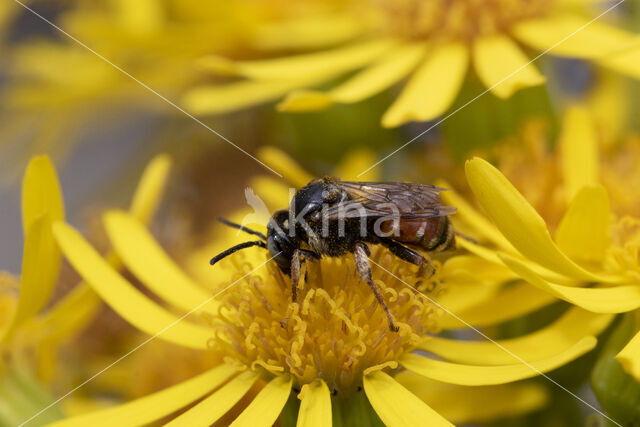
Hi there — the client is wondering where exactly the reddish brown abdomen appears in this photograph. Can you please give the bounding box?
[379,216,454,251]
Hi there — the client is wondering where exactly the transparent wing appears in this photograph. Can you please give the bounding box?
[324,181,456,219]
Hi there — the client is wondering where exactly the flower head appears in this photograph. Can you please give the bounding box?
[185,0,640,127]
[46,148,610,426]
[447,106,640,385]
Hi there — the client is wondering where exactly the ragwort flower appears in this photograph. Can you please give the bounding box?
[185,0,640,127]
[0,155,99,425]
[46,148,613,426]
[444,106,640,384]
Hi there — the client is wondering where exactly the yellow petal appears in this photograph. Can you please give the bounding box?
[282,42,426,110]
[52,222,213,349]
[382,42,469,127]
[615,330,640,382]
[21,155,64,235]
[457,237,577,285]
[465,157,604,281]
[436,180,514,251]
[600,41,640,79]
[128,154,171,224]
[103,211,215,314]
[423,307,613,365]
[513,15,636,59]
[183,78,328,115]
[48,365,236,427]
[201,39,394,80]
[555,186,610,263]
[257,146,313,188]
[473,34,545,99]
[398,373,548,424]
[3,216,59,335]
[297,379,332,427]
[499,253,640,313]
[230,375,292,427]
[363,371,453,427]
[440,282,555,329]
[29,283,100,344]
[166,371,260,427]
[559,106,599,201]
[401,336,597,385]
[255,15,365,51]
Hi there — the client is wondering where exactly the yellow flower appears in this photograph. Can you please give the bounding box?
[184,0,640,127]
[445,106,640,385]
[44,148,616,426]
[0,0,279,184]
[0,155,92,425]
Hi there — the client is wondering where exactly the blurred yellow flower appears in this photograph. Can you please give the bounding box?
[444,106,640,385]
[184,0,640,127]
[44,148,616,426]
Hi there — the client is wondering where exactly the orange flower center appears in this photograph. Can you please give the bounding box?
[208,247,442,394]
[370,0,551,41]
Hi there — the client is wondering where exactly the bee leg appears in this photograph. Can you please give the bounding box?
[290,249,302,303]
[354,243,398,332]
[281,249,303,329]
[379,238,434,277]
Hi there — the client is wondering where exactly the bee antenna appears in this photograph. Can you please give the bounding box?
[210,240,267,266]
[454,231,478,245]
[217,217,267,241]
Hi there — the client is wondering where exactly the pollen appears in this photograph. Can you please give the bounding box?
[371,0,552,42]
[208,246,442,394]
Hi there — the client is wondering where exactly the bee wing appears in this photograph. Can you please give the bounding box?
[323,181,456,219]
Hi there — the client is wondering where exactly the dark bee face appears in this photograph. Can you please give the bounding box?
[266,210,295,274]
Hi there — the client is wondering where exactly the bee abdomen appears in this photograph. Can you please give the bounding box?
[385,216,455,252]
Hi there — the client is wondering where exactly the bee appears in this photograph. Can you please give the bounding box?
[211,177,456,331]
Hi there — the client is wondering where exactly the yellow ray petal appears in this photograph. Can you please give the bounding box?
[183,77,329,115]
[457,238,577,285]
[29,283,100,344]
[363,371,453,427]
[397,373,548,424]
[48,365,236,427]
[255,15,365,51]
[230,375,292,427]
[555,186,610,263]
[166,371,260,427]
[423,307,613,365]
[436,180,514,251]
[128,154,171,224]
[473,34,545,99]
[559,106,599,201]
[279,42,426,110]
[52,222,213,349]
[499,253,640,313]
[297,379,332,427]
[465,157,609,281]
[201,39,394,80]
[615,330,640,382]
[440,282,555,329]
[402,336,597,385]
[513,15,636,59]
[600,41,640,79]
[103,211,215,314]
[4,216,59,335]
[21,155,64,235]
[382,42,469,127]
[257,146,313,188]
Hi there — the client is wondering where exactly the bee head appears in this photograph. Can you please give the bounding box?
[266,210,296,274]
